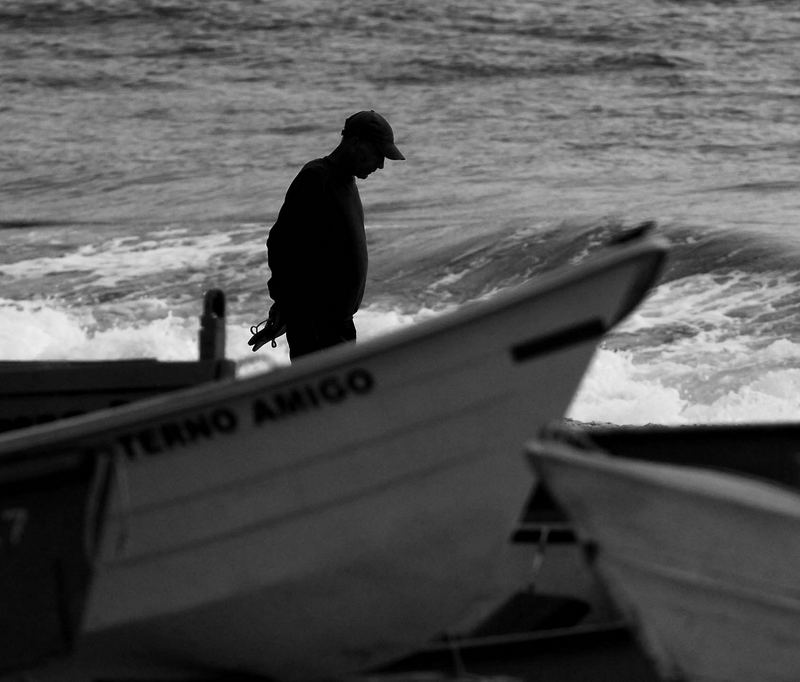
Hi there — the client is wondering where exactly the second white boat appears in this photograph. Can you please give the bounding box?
[528,430,800,682]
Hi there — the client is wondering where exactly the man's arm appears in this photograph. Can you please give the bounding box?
[267,166,329,317]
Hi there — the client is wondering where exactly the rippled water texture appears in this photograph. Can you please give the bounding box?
[3,0,800,422]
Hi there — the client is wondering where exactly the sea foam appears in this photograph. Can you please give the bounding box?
[0,299,196,361]
[5,291,800,425]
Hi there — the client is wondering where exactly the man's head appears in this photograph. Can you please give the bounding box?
[340,110,405,179]
[343,111,405,161]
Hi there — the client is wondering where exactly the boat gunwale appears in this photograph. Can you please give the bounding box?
[527,438,800,515]
[600,547,800,611]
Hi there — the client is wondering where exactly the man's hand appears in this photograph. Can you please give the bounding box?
[248,303,287,352]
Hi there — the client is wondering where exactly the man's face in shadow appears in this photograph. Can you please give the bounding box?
[351,138,385,179]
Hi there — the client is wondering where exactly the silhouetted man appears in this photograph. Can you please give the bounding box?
[249,111,404,360]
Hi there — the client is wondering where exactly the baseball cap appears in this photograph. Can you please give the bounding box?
[342,110,405,161]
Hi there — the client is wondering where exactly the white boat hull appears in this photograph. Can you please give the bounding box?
[528,438,800,682]
[1,237,666,680]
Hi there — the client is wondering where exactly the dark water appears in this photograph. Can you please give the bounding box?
[3,0,800,423]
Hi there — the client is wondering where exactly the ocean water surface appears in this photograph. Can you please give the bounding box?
[3,0,800,424]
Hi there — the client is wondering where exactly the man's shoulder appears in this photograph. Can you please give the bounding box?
[287,157,332,193]
[298,157,333,179]
[301,157,330,172]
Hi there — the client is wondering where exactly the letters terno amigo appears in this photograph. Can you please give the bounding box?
[112,368,375,460]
